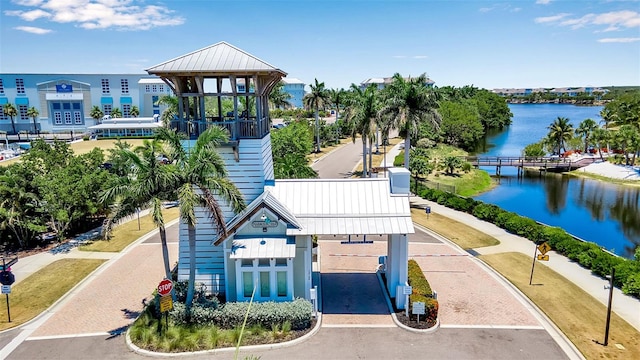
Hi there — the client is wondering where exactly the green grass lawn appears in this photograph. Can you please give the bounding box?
[0,259,105,330]
[80,207,180,252]
[411,208,499,249]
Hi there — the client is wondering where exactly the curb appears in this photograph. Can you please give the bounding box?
[412,222,585,360]
[125,312,323,357]
[375,270,440,334]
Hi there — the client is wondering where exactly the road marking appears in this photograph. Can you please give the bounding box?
[440,324,545,330]
[26,332,111,341]
[321,324,396,328]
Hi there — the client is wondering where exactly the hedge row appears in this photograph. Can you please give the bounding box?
[170,298,313,330]
[408,259,439,322]
[418,188,640,298]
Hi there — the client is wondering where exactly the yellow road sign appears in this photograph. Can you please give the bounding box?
[537,242,551,255]
[160,295,173,312]
[537,254,549,261]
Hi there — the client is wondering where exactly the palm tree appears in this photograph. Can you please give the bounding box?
[345,84,379,177]
[269,81,292,110]
[100,138,179,282]
[158,95,179,127]
[591,128,609,160]
[155,126,245,313]
[546,117,574,155]
[575,118,598,153]
[111,107,122,118]
[328,88,346,144]
[130,105,140,118]
[379,73,441,170]
[3,103,18,135]
[90,106,104,124]
[26,107,39,135]
[303,79,330,153]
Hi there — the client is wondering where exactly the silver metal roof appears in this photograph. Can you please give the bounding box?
[267,178,414,235]
[230,238,295,259]
[145,41,286,75]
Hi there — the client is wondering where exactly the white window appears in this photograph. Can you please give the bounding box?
[151,84,157,92]
[16,78,25,94]
[64,112,72,124]
[0,79,4,94]
[54,112,62,124]
[101,79,110,94]
[18,105,28,120]
[145,85,151,93]
[122,104,131,117]
[74,111,82,124]
[103,104,112,115]
[235,257,293,301]
[120,79,129,94]
[0,107,6,121]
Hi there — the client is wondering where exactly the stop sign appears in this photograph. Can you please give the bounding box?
[157,279,173,297]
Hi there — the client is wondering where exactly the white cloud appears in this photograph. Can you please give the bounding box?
[537,10,640,31]
[14,25,52,34]
[6,0,185,31]
[597,37,640,43]
[534,13,571,24]
[413,55,428,59]
[536,0,553,4]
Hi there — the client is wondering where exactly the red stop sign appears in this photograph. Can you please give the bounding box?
[157,279,173,296]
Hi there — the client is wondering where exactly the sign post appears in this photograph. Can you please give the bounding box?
[412,301,425,324]
[156,279,173,335]
[530,242,551,285]
[0,257,17,323]
[403,286,413,317]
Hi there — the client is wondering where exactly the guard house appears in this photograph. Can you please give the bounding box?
[146,42,413,309]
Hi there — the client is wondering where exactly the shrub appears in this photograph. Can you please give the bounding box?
[212,298,312,330]
[407,260,439,323]
[472,203,501,222]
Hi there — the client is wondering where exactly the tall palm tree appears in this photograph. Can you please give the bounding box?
[591,128,609,160]
[303,79,330,153]
[345,84,379,177]
[100,138,178,282]
[90,106,104,124]
[130,105,140,118]
[3,103,18,135]
[546,117,574,155]
[269,81,292,110]
[328,88,346,144]
[26,106,39,135]
[158,95,179,127]
[379,73,441,170]
[156,126,245,313]
[575,118,598,153]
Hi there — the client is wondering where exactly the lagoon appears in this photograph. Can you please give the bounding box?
[473,104,639,259]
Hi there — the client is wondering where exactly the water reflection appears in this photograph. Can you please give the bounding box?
[476,171,640,259]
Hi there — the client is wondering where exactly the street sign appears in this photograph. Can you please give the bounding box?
[0,257,18,271]
[412,301,425,315]
[1,285,10,294]
[159,295,173,312]
[0,271,15,286]
[537,254,550,261]
[537,242,551,255]
[157,279,173,297]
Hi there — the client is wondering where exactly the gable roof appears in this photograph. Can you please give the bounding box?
[145,41,286,76]
[214,190,301,246]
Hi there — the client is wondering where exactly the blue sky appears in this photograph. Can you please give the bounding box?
[1,0,639,90]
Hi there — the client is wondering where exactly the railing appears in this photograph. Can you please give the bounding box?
[170,117,270,140]
[464,156,598,169]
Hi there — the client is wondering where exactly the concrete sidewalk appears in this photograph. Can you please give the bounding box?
[381,141,639,332]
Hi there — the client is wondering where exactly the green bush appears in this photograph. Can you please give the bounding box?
[407,260,439,323]
[213,298,312,330]
[472,203,501,222]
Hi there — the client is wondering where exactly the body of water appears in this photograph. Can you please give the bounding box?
[473,104,639,259]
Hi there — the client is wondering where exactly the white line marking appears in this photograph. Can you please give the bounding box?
[321,324,396,328]
[440,324,545,330]
[26,332,111,341]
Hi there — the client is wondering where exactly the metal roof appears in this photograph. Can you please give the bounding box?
[230,238,295,259]
[145,41,286,75]
[267,178,414,235]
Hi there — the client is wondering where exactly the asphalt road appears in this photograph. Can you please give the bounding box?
[312,137,364,179]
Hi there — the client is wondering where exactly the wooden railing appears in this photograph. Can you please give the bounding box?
[170,117,269,140]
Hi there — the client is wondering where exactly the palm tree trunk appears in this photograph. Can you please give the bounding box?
[404,135,411,171]
[159,226,172,280]
[185,224,196,316]
[362,135,368,178]
[10,117,16,135]
[315,109,320,153]
[368,137,373,176]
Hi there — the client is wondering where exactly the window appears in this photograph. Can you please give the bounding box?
[241,259,252,267]
[74,111,82,124]
[54,112,62,124]
[16,78,25,94]
[18,105,28,120]
[260,272,270,297]
[277,272,287,297]
[101,79,110,94]
[0,107,5,121]
[0,79,4,94]
[122,104,131,117]
[145,85,151,93]
[275,258,287,267]
[151,84,157,93]
[159,85,165,92]
[258,258,269,267]
[120,79,129,94]
[103,104,112,115]
[64,112,72,124]
[243,272,253,297]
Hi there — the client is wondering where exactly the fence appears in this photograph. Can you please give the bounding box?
[413,177,456,194]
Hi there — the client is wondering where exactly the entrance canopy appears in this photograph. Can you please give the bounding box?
[266,178,414,236]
